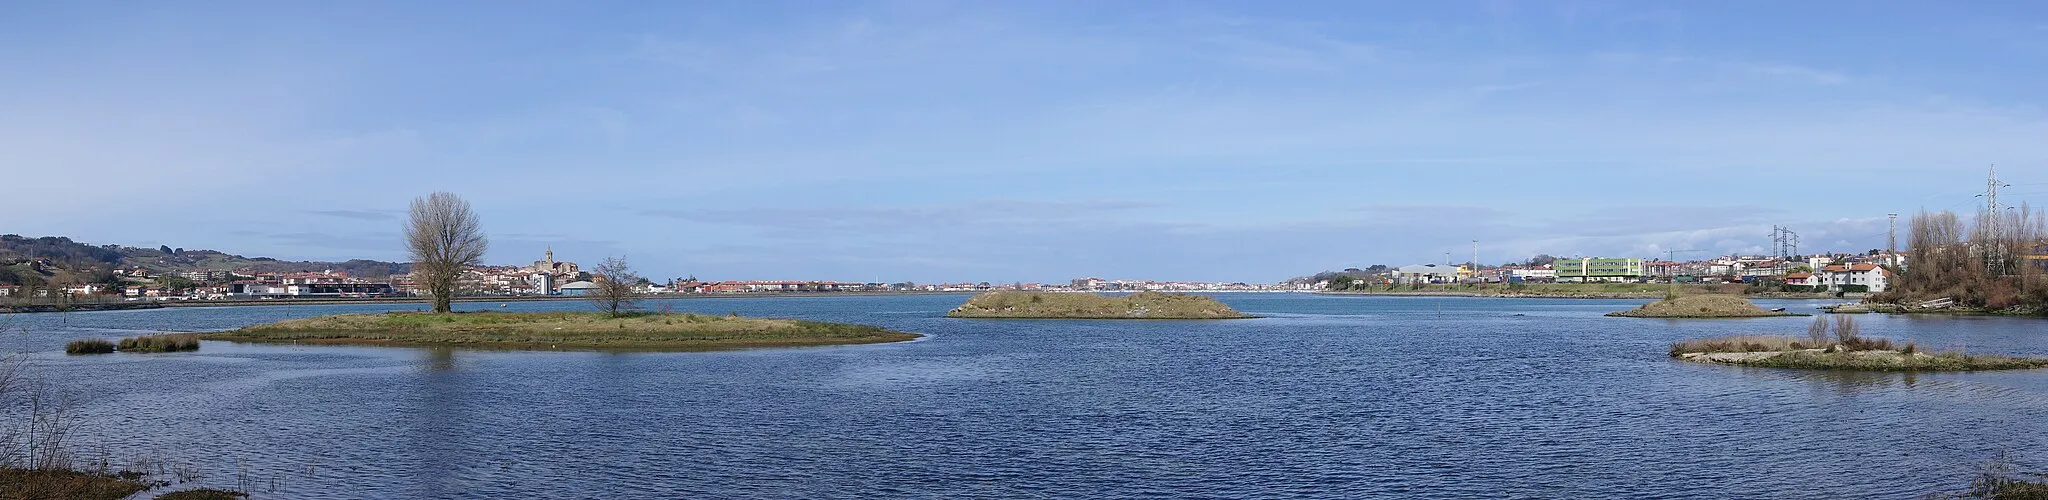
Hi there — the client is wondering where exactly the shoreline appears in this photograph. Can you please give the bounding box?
[3,291,979,314]
[202,311,922,352]
[1317,290,1842,300]
[1674,349,2048,371]
[209,334,921,352]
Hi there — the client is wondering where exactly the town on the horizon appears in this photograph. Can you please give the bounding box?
[0,233,1921,302]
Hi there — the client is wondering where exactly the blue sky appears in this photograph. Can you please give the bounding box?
[5,1,2047,283]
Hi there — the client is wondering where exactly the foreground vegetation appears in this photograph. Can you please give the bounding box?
[1940,453,2048,499]
[1670,316,2048,371]
[946,291,1253,319]
[0,467,150,500]
[205,311,918,351]
[1609,294,1801,318]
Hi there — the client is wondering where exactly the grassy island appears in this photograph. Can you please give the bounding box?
[1608,294,1803,318]
[945,291,1253,319]
[204,311,919,351]
[1668,316,2048,371]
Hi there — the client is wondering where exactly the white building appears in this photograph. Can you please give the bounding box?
[1394,264,1460,284]
[1816,263,1892,293]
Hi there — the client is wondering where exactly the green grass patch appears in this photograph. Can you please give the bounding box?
[117,334,200,353]
[66,339,116,355]
[945,291,1253,319]
[203,311,918,351]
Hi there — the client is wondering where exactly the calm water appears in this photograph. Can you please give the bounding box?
[4,294,2047,498]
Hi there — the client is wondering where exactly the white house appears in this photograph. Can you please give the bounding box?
[1816,263,1892,293]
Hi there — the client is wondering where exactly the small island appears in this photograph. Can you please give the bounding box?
[945,291,1254,319]
[1669,316,2048,371]
[1607,294,1803,318]
[204,311,919,351]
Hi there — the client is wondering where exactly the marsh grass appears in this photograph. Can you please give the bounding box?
[65,339,115,355]
[946,291,1253,319]
[116,334,199,353]
[1668,336,1808,356]
[204,311,917,351]
[154,488,250,500]
[0,467,151,500]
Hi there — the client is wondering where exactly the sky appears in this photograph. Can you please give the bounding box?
[4,1,2047,283]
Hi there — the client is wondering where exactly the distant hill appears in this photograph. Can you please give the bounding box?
[0,234,411,281]
[1285,265,1390,285]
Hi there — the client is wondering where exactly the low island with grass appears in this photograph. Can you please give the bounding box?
[945,290,1254,319]
[203,311,919,351]
[65,333,201,355]
[1670,316,2048,371]
[1608,294,1803,318]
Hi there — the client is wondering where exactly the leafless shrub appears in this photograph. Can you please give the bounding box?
[590,256,644,318]
[1833,315,1861,345]
[1807,316,1831,348]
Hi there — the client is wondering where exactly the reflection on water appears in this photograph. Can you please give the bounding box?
[419,347,462,498]
[3,294,2047,498]
[1750,366,1922,392]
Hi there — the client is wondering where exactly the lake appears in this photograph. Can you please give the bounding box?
[4,293,2045,498]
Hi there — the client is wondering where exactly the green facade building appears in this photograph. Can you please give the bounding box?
[1553,257,1646,282]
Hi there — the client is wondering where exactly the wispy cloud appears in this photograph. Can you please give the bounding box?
[1472,81,1544,95]
[1734,62,1850,85]
[299,209,401,221]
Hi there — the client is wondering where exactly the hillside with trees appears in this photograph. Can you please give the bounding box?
[0,234,409,283]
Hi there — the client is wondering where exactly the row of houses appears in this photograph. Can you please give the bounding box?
[1069,277,1274,292]
[1374,253,1904,291]
[676,280,888,293]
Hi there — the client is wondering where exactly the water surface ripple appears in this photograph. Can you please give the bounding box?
[3,294,2046,498]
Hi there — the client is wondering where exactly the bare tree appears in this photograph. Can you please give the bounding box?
[404,192,488,314]
[1887,205,2048,309]
[589,256,643,317]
